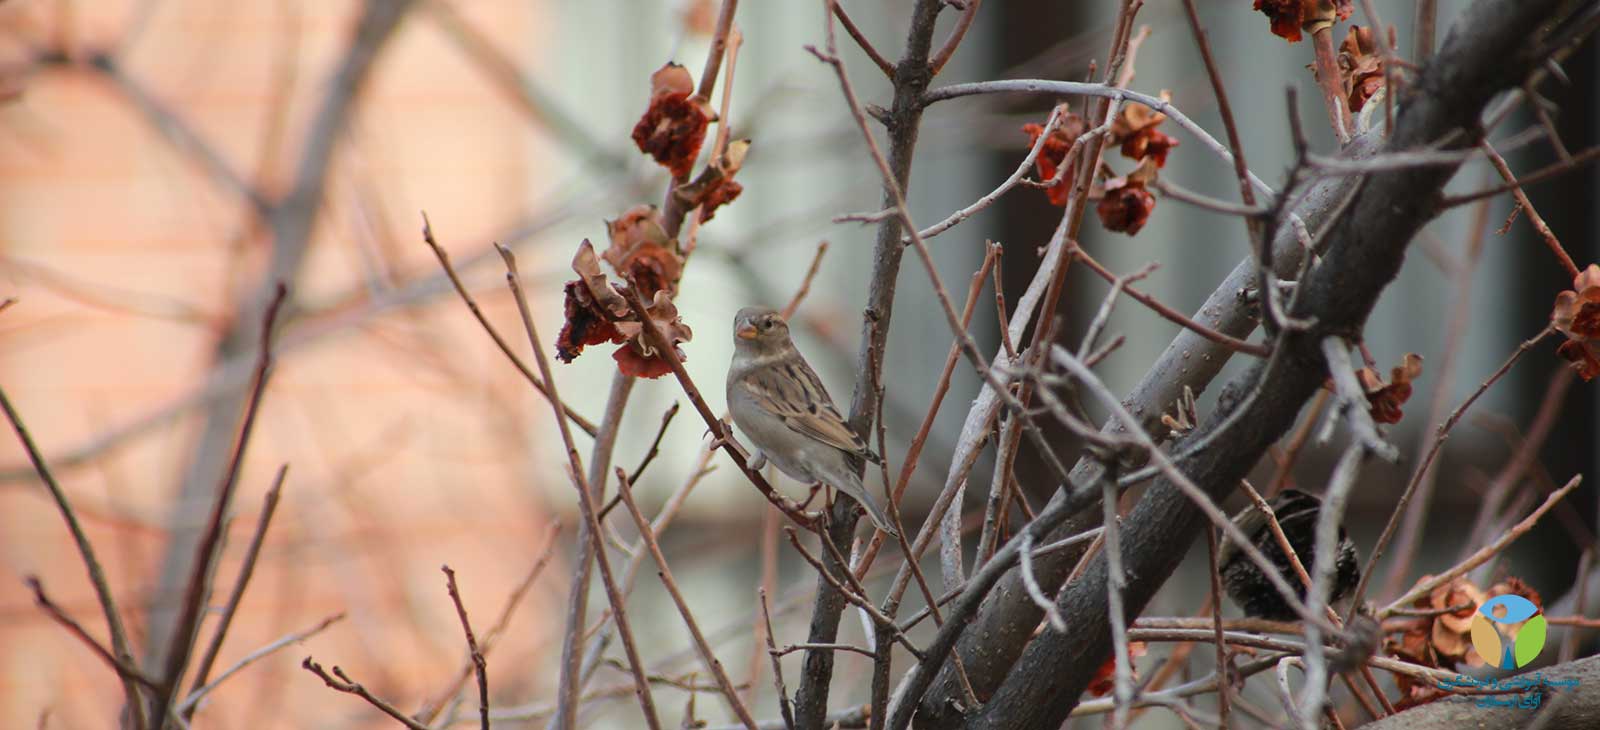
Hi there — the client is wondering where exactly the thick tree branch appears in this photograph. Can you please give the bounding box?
[959,0,1581,726]
[791,1,945,728]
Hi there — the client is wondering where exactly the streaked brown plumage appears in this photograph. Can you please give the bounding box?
[726,306,897,535]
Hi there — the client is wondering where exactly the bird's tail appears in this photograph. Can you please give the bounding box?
[836,478,899,537]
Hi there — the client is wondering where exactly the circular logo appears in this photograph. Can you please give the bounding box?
[1469,594,1547,669]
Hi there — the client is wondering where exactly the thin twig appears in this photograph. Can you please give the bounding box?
[616,470,759,729]
[1379,474,1583,617]
[627,402,680,484]
[759,590,796,730]
[185,464,290,713]
[416,523,561,724]
[928,0,981,74]
[152,283,288,727]
[2,386,149,725]
[302,658,437,730]
[831,2,894,79]
[495,246,663,730]
[178,612,344,715]
[24,577,161,690]
[1350,327,1554,614]
[1478,139,1581,278]
[420,213,598,436]
[442,566,491,730]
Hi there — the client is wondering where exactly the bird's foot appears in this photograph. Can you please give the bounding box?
[748,449,768,472]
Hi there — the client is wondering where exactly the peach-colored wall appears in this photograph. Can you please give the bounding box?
[0,2,568,728]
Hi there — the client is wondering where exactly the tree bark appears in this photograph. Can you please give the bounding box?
[945,0,1583,725]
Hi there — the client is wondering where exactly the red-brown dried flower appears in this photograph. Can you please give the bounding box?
[1096,158,1159,236]
[1022,110,1089,206]
[1356,353,1422,424]
[1552,264,1600,381]
[1338,26,1385,113]
[556,241,630,363]
[1254,0,1353,43]
[1110,95,1180,168]
[611,291,694,378]
[675,139,750,224]
[604,205,684,300]
[555,228,694,379]
[632,62,713,178]
[1085,642,1147,697]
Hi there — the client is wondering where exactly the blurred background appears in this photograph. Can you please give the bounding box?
[1,0,1595,728]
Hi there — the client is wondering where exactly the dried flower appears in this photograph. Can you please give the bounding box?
[555,220,694,379]
[1085,642,1147,697]
[1110,93,1180,167]
[556,241,630,363]
[1338,25,1385,113]
[674,139,750,223]
[1552,264,1600,381]
[632,62,713,178]
[1254,0,1353,43]
[1022,110,1089,206]
[1096,157,1159,235]
[603,205,684,300]
[1356,353,1422,424]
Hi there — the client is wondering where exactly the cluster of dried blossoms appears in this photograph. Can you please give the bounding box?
[1337,25,1385,114]
[1552,264,1600,380]
[556,63,747,378]
[1356,352,1423,424]
[1388,576,1543,708]
[1019,91,1179,236]
[1253,0,1353,43]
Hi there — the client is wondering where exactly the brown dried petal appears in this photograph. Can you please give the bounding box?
[633,63,711,178]
[556,280,625,363]
[574,239,630,317]
[649,62,694,99]
[1557,340,1600,381]
[1357,353,1422,424]
[611,290,694,379]
[1552,264,1600,340]
[604,206,684,300]
[1429,577,1485,635]
[1023,112,1088,207]
[699,179,743,223]
[1254,0,1352,43]
[1097,178,1156,235]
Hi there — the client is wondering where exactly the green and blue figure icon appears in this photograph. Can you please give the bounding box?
[1469,594,1547,670]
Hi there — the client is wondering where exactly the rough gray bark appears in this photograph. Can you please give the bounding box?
[955,0,1581,726]
[1362,655,1600,729]
[912,129,1376,728]
[791,1,944,728]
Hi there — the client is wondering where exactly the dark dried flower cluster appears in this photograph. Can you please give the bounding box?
[632,63,713,178]
[1254,0,1353,43]
[1097,157,1159,236]
[1553,264,1600,380]
[1337,25,1385,113]
[556,206,694,378]
[1085,641,1147,698]
[1109,97,1180,169]
[1356,352,1422,424]
[1388,576,1542,708]
[1021,110,1089,207]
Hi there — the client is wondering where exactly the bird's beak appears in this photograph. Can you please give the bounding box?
[737,322,759,340]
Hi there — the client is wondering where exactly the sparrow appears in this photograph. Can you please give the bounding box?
[726,306,898,536]
[1217,489,1360,620]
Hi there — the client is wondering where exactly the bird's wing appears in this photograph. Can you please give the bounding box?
[735,356,878,461]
